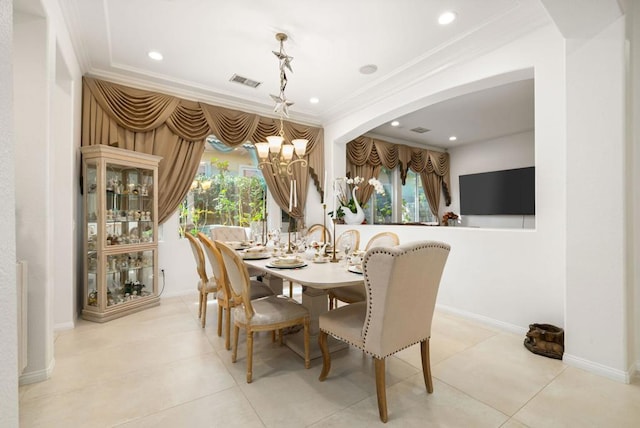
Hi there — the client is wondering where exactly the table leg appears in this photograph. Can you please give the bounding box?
[284,285,348,360]
[261,274,283,295]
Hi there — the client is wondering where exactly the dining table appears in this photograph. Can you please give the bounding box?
[243,254,364,359]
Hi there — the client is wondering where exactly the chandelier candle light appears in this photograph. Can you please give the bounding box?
[255,33,308,177]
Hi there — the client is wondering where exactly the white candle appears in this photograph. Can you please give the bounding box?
[293,180,297,207]
[332,180,335,216]
[323,172,327,203]
[289,180,293,212]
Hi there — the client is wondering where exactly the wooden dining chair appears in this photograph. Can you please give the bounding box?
[197,233,274,349]
[216,240,311,383]
[328,231,399,309]
[335,229,360,253]
[365,231,400,250]
[306,223,331,245]
[318,240,451,423]
[184,233,217,327]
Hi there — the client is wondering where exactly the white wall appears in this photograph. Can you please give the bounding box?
[52,44,76,330]
[14,10,55,384]
[448,130,535,229]
[564,17,630,379]
[323,24,567,339]
[0,0,18,425]
[13,0,83,384]
[630,0,640,375]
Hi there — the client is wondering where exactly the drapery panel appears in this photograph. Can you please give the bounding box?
[82,77,324,224]
[346,137,451,220]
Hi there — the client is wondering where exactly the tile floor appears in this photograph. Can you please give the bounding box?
[19,290,640,427]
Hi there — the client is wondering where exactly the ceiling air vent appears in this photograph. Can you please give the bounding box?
[229,74,262,88]
[410,127,431,134]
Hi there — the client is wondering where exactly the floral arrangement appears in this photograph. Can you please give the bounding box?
[442,211,459,225]
[333,176,385,217]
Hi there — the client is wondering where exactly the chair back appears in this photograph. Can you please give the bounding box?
[215,240,255,319]
[306,224,331,244]
[336,229,360,252]
[197,232,236,302]
[185,232,208,284]
[365,231,399,250]
[361,241,450,358]
[210,225,248,242]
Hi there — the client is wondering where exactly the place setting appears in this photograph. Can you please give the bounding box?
[241,245,272,260]
[346,251,365,274]
[266,255,307,269]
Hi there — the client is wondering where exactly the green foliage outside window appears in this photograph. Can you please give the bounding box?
[179,159,265,237]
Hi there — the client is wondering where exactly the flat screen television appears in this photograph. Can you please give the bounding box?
[459,167,535,215]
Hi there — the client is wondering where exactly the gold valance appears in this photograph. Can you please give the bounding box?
[346,136,451,220]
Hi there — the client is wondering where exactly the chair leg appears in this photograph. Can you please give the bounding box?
[288,281,294,297]
[328,294,334,310]
[225,307,232,350]
[318,330,331,380]
[232,325,239,363]
[374,357,388,423]
[246,330,254,383]
[420,339,434,393]
[198,292,203,319]
[303,318,310,369]
[217,305,223,337]
[201,292,208,328]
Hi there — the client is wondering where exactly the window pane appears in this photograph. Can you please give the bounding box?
[369,167,393,224]
[179,138,266,237]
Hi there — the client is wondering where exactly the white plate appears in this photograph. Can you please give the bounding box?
[313,258,329,264]
[242,253,271,260]
[266,262,307,269]
[348,265,363,274]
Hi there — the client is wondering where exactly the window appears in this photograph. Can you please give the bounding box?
[363,167,436,224]
[178,137,266,237]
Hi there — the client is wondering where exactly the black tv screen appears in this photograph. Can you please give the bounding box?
[459,167,535,215]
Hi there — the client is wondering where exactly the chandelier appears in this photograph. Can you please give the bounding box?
[255,33,308,177]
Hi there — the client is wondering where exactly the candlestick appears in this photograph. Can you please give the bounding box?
[261,189,267,245]
[288,180,293,212]
[287,215,294,254]
[322,203,327,244]
[330,217,339,263]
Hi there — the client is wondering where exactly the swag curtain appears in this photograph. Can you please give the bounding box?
[346,137,451,219]
[82,77,324,223]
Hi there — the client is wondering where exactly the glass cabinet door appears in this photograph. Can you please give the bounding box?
[104,163,155,247]
[105,250,155,306]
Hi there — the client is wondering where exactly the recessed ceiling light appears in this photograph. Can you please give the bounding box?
[391,121,400,127]
[449,136,457,141]
[148,51,163,61]
[309,97,319,104]
[359,64,378,75]
[438,11,457,25]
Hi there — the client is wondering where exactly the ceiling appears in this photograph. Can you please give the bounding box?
[20,0,552,148]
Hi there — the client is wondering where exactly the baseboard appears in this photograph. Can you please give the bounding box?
[159,289,197,298]
[435,303,528,336]
[562,353,631,384]
[54,321,75,332]
[19,358,56,386]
